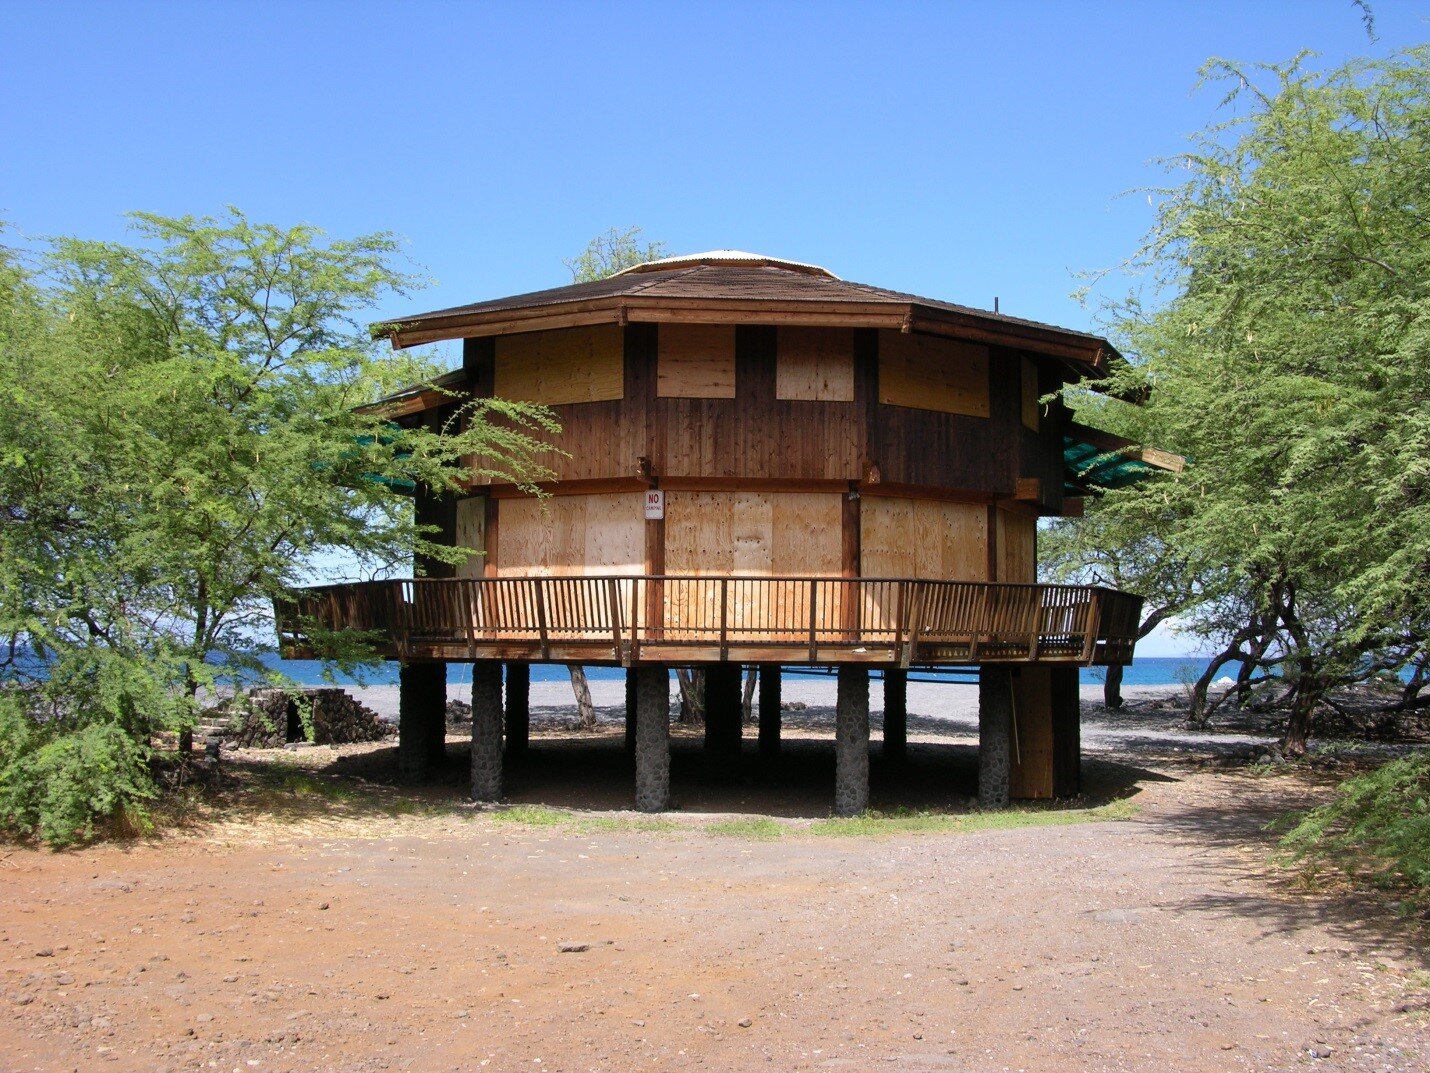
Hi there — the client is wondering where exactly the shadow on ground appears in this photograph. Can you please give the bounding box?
[315,725,1172,820]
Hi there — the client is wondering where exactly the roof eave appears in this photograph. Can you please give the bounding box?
[380,296,1114,374]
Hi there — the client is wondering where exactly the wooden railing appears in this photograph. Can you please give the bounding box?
[276,576,1142,667]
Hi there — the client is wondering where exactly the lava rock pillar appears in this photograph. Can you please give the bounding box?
[398,662,447,781]
[470,659,503,802]
[634,665,670,812]
[834,666,870,816]
[978,666,1013,809]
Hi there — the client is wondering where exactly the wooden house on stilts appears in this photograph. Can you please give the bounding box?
[279,251,1179,814]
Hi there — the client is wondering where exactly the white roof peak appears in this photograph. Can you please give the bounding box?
[615,249,838,280]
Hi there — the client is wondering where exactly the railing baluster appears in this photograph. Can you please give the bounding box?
[534,578,550,661]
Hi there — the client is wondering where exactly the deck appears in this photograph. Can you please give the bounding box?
[277,576,1142,667]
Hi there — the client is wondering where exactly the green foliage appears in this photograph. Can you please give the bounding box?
[1057,48,1430,744]
[0,209,557,843]
[0,691,156,846]
[1278,753,1430,912]
[563,226,667,282]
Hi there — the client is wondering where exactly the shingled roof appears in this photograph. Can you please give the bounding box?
[378,253,1119,374]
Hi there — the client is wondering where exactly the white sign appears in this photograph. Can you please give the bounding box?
[643,489,665,521]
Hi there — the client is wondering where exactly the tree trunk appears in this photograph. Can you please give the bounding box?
[741,667,758,724]
[1282,686,1315,757]
[1103,664,1125,710]
[676,669,705,725]
[569,666,596,730]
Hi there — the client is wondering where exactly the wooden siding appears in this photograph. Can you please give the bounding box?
[658,323,736,399]
[995,508,1038,583]
[1020,356,1040,431]
[652,326,863,481]
[877,330,990,417]
[464,325,1060,508]
[776,327,855,402]
[494,324,624,405]
[860,497,989,581]
[495,493,645,577]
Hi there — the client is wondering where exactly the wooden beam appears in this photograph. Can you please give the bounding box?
[1067,421,1185,474]
[1014,477,1041,502]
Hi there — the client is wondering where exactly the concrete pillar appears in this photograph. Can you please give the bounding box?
[703,663,743,761]
[634,665,670,812]
[979,666,1013,809]
[504,662,529,758]
[624,668,638,753]
[834,666,870,817]
[883,669,907,761]
[398,662,446,781]
[758,665,782,757]
[470,659,503,802]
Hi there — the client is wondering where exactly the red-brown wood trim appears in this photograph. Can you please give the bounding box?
[657,476,852,495]
[857,482,997,506]
[841,487,861,579]
[479,477,652,499]
[1014,477,1042,502]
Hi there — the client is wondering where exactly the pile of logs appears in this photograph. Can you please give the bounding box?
[221,688,391,749]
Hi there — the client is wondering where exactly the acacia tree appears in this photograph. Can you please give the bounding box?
[0,211,557,841]
[1071,49,1430,753]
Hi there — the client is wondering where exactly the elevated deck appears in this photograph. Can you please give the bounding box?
[278,576,1141,667]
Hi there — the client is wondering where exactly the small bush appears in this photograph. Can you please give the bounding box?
[1278,753,1430,912]
[0,699,156,846]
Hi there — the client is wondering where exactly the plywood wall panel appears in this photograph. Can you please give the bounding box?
[658,324,736,399]
[494,325,624,405]
[878,331,990,417]
[495,493,644,577]
[776,327,855,401]
[453,497,487,579]
[860,497,989,580]
[995,509,1037,583]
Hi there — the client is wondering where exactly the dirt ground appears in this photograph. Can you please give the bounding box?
[1,705,1426,1073]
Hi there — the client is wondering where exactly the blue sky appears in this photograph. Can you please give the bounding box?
[3,0,1424,653]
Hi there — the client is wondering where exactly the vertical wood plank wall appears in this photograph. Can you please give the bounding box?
[462,323,1062,505]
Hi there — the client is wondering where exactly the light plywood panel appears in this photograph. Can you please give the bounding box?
[494,325,624,405]
[996,509,1037,583]
[453,497,486,579]
[878,330,990,417]
[495,493,644,577]
[663,491,843,641]
[776,327,855,402]
[860,497,989,580]
[658,324,736,399]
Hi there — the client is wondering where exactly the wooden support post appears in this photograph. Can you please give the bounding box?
[504,662,529,758]
[624,668,638,752]
[634,665,670,812]
[978,666,1013,809]
[1007,666,1081,799]
[703,663,743,762]
[470,659,503,802]
[398,662,446,782]
[883,668,907,762]
[834,666,870,816]
[758,665,782,757]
